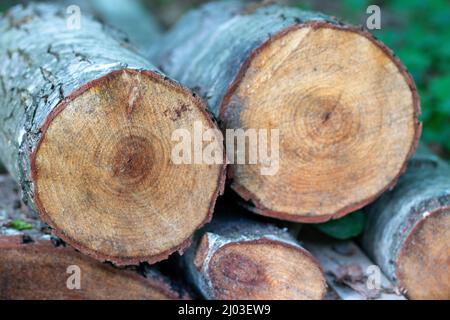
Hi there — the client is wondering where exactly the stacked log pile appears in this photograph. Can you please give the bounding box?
[151,0,421,223]
[0,1,447,301]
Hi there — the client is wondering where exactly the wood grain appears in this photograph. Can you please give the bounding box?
[152,1,421,223]
[362,146,450,299]
[0,175,189,300]
[184,216,326,300]
[0,236,185,300]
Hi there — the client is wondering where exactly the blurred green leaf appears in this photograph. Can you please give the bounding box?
[314,211,365,240]
[9,219,33,231]
[395,49,431,83]
[0,0,17,13]
[429,75,450,105]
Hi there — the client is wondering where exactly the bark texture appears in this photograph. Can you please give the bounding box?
[0,2,155,211]
[151,0,336,118]
[183,216,327,300]
[362,146,450,300]
[150,0,421,223]
[0,3,225,265]
[0,175,189,300]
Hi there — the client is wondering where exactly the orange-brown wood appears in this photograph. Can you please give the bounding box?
[0,236,184,300]
[207,239,326,300]
[397,208,450,300]
[224,24,420,223]
[0,4,225,266]
[32,69,225,265]
[152,2,421,223]
[184,214,326,300]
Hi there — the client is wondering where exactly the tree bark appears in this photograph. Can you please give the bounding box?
[361,146,450,300]
[183,215,327,300]
[151,0,421,223]
[0,175,189,300]
[0,3,225,266]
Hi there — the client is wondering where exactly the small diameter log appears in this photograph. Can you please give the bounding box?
[183,217,327,300]
[362,146,450,300]
[0,4,225,265]
[0,175,187,300]
[151,0,421,223]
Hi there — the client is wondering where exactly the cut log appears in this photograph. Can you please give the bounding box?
[0,235,189,300]
[151,1,421,223]
[362,146,450,300]
[183,216,327,300]
[0,175,189,300]
[0,4,225,265]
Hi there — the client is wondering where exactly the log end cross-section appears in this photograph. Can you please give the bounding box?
[31,69,225,265]
[397,207,450,300]
[225,23,420,223]
[205,239,326,300]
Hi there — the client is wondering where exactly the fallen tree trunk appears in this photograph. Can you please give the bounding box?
[183,215,327,300]
[362,146,450,300]
[0,175,189,300]
[151,0,421,223]
[0,3,225,265]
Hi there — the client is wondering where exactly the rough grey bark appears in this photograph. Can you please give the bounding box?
[183,215,323,299]
[150,0,337,118]
[0,3,161,212]
[361,145,450,288]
